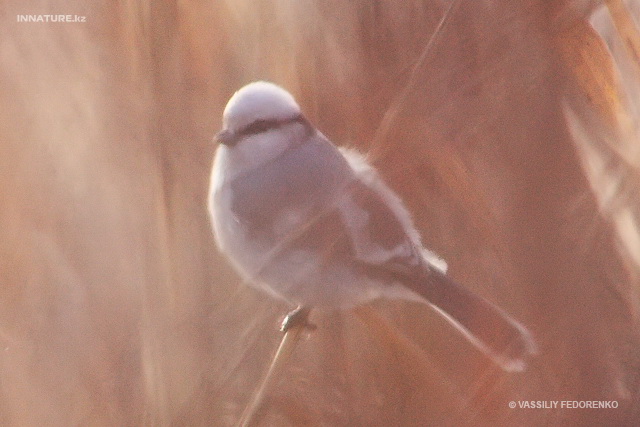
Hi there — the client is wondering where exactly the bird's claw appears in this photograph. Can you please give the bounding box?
[280,306,314,332]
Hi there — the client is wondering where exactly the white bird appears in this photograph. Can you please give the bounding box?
[208,81,537,371]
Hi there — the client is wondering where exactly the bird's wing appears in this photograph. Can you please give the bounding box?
[336,178,428,276]
[335,177,537,371]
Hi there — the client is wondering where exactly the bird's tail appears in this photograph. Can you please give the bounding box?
[405,268,538,372]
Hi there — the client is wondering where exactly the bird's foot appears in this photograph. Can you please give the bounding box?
[280,306,314,332]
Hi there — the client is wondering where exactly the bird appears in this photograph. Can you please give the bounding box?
[208,81,537,372]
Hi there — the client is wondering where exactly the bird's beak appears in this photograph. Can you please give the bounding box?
[215,129,240,147]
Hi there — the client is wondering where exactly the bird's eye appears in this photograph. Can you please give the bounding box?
[240,119,279,136]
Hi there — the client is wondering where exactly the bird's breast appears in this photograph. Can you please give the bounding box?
[225,141,350,242]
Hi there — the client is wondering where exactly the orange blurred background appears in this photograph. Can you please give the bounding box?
[1,1,639,425]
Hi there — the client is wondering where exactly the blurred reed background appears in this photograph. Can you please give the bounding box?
[1,0,639,425]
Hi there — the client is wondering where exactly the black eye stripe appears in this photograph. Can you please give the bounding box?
[239,119,279,135]
[238,114,305,136]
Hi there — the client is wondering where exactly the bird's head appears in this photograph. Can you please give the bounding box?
[213,81,314,178]
[216,81,306,148]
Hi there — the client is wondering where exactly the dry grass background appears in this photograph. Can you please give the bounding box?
[1,0,639,425]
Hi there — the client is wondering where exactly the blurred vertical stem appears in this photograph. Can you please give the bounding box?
[368,0,461,161]
[605,0,640,76]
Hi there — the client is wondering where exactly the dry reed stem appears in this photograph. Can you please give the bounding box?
[238,309,311,427]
